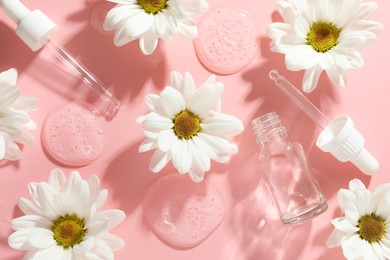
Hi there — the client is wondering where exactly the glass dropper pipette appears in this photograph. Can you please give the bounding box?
[0,0,120,120]
[269,70,330,131]
[268,69,378,175]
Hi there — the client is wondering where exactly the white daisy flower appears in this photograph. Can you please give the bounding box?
[8,169,126,260]
[267,0,383,93]
[103,0,209,55]
[327,178,390,260]
[0,68,37,160]
[136,71,244,183]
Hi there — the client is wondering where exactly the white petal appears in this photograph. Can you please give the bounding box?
[177,19,198,39]
[87,219,110,236]
[187,82,223,116]
[344,20,383,39]
[373,184,390,210]
[326,66,347,88]
[331,217,359,233]
[169,71,183,91]
[344,202,360,225]
[36,183,57,219]
[11,96,37,111]
[348,178,367,193]
[171,139,192,174]
[139,31,159,55]
[31,244,63,258]
[192,135,216,159]
[96,210,126,229]
[48,168,66,192]
[267,23,292,52]
[113,25,136,46]
[90,238,115,260]
[138,138,157,153]
[8,228,54,250]
[318,52,335,70]
[293,15,310,38]
[145,94,162,112]
[159,86,186,118]
[11,215,52,230]
[187,141,210,182]
[0,68,18,86]
[334,0,361,28]
[376,191,390,218]
[198,133,238,156]
[93,190,108,211]
[153,12,168,36]
[0,121,22,139]
[355,190,373,216]
[156,129,176,152]
[61,249,72,260]
[180,72,196,100]
[338,189,356,212]
[100,233,125,251]
[188,169,204,183]
[73,237,95,257]
[285,45,319,71]
[63,171,82,194]
[142,112,173,131]
[355,2,378,20]
[28,229,55,249]
[86,175,101,198]
[103,5,135,31]
[302,65,322,93]
[361,241,379,260]
[18,197,42,215]
[341,235,364,259]
[326,228,351,248]
[201,112,244,136]
[125,12,154,37]
[149,149,170,173]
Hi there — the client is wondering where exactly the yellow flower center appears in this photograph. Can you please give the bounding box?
[52,214,87,248]
[137,0,168,15]
[173,110,201,139]
[357,214,386,243]
[307,21,341,53]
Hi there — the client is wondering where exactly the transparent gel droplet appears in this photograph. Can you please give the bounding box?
[193,6,258,75]
[42,102,105,166]
[143,174,225,248]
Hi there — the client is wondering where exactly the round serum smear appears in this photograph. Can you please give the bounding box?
[193,6,258,74]
[42,102,105,167]
[143,174,225,248]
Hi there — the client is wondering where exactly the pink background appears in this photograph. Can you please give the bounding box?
[1,0,389,259]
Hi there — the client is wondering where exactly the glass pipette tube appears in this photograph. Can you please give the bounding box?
[46,40,120,120]
[269,70,330,131]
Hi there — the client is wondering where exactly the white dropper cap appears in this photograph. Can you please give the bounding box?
[0,0,57,51]
[316,115,379,175]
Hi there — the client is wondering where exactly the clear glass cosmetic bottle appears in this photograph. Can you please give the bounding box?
[251,112,327,224]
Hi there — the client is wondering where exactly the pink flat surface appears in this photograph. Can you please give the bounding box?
[1,0,389,259]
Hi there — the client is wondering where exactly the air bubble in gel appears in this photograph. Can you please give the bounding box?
[42,102,105,167]
[193,6,258,75]
[143,174,224,248]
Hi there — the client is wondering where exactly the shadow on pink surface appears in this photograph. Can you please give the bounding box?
[102,142,159,215]
[0,22,38,73]
[61,0,168,104]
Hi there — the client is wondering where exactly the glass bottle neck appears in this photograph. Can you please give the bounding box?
[251,112,289,147]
